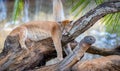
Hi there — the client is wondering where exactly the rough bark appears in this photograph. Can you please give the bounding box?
[72,55,120,71]
[62,0,120,44]
[0,38,54,71]
[28,36,95,71]
[0,0,120,71]
[87,46,120,56]
[0,36,95,71]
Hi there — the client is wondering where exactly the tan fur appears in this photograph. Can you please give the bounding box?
[9,21,63,61]
[60,20,74,55]
[61,20,71,27]
[59,20,72,35]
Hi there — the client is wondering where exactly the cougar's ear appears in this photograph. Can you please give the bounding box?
[58,20,73,28]
[58,20,66,27]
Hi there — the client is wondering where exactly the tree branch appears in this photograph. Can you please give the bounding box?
[66,41,120,56]
[62,0,120,44]
[28,36,95,71]
[87,46,120,56]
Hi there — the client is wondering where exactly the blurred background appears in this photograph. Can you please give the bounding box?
[0,0,120,61]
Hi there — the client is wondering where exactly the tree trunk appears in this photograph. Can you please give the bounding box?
[0,38,55,71]
[0,36,95,71]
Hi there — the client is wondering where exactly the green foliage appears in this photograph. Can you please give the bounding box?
[94,0,120,36]
[94,0,104,5]
[12,0,24,22]
[103,13,120,36]
[71,0,85,13]
[70,0,120,36]
[70,0,90,19]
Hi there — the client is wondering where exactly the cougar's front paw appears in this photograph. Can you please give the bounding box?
[57,57,63,62]
[21,45,28,50]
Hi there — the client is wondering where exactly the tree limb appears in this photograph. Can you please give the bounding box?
[28,36,95,71]
[67,41,120,56]
[87,46,120,56]
[62,0,120,44]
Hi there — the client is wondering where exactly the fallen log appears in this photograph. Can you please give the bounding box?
[72,55,120,71]
[0,36,95,71]
[28,36,95,71]
[0,38,54,71]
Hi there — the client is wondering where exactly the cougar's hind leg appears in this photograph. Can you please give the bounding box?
[19,27,28,50]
